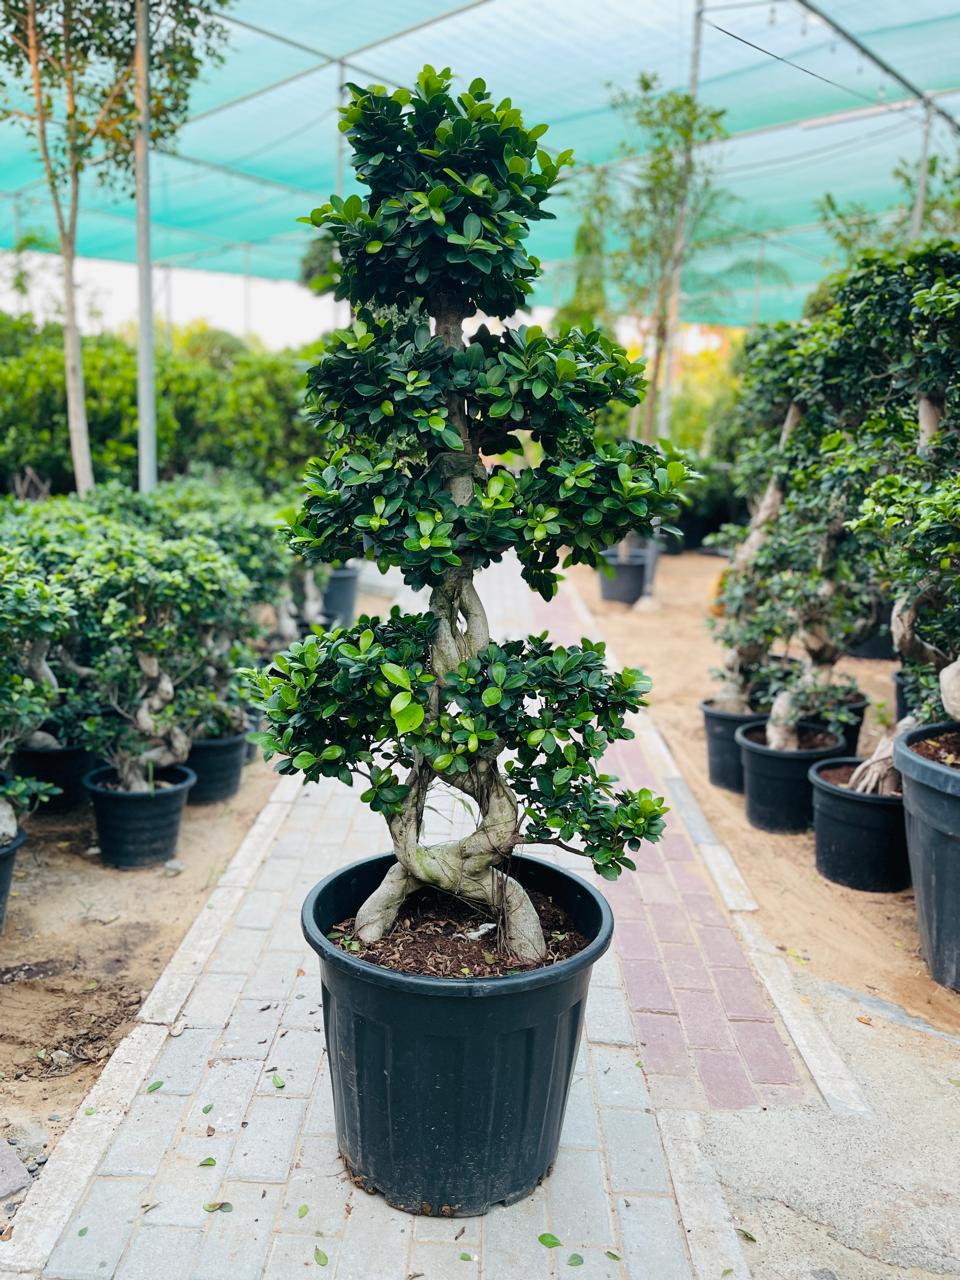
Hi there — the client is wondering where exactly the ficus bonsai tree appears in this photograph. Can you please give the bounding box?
[248,65,689,963]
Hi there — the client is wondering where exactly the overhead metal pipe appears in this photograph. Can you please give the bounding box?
[135,0,157,493]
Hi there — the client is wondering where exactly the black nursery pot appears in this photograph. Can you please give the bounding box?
[186,733,248,805]
[809,758,910,892]
[598,548,646,604]
[699,699,766,793]
[0,828,27,933]
[83,765,196,869]
[735,721,845,833]
[12,743,96,813]
[809,697,869,756]
[893,670,911,722]
[322,564,360,628]
[894,722,960,991]
[302,852,613,1217]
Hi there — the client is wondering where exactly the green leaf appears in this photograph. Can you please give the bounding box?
[481,686,502,707]
[390,690,412,715]
[314,1247,328,1266]
[463,211,482,240]
[84,1106,96,1116]
[201,1103,213,1115]
[272,1074,285,1090]
[365,240,383,254]
[459,1253,472,1261]
[538,1233,562,1249]
[203,1202,233,1213]
[394,702,425,734]
[78,1227,88,1238]
[292,751,318,769]
[605,1252,621,1262]
[567,1255,584,1267]
[298,1204,309,1219]
[532,377,549,399]
[380,662,411,690]
[736,1228,757,1243]
[146,1080,163,1093]
[197,1157,216,1167]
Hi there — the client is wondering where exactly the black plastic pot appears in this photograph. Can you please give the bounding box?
[894,722,960,990]
[893,670,911,722]
[735,721,845,833]
[11,743,96,813]
[0,828,26,933]
[302,852,613,1217]
[809,697,869,757]
[598,548,646,604]
[186,733,247,805]
[83,765,196,869]
[847,602,896,661]
[809,757,910,891]
[323,564,360,628]
[700,699,766,793]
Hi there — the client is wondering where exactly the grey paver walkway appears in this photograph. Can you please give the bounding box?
[1,556,841,1279]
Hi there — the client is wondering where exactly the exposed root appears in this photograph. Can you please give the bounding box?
[849,718,916,795]
[355,862,422,943]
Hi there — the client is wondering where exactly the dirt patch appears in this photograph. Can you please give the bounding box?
[569,554,960,1035]
[0,759,280,1162]
[331,886,587,978]
[909,731,960,769]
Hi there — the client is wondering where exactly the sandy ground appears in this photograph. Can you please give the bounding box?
[569,554,960,1037]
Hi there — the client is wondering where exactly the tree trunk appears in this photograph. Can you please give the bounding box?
[61,247,94,496]
[352,297,547,963]
[643,315,668,443]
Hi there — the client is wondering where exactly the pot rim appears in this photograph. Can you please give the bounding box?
[188,731,250,750]
[82,764,197,799]
[1,828,27,860]
[808,756,903,805]
[893,720,960,796]
[302,852,614,999]
[734,720,843,759]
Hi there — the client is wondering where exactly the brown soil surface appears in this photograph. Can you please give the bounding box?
[743,724,837,751]
[569,554,960,1035]
[0,759,280,1161]
[817,764,858,788]
[910,731,960,768]
[332,887,587,977]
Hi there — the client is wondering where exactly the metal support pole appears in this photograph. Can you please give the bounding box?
[135,0,157,493]
[909,102,932,241]
[243,244,252,338]
[334,61,350,328]
[657,0,704,440]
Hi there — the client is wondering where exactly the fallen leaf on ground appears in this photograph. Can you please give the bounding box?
[538,1233,561,1248]
[145,1080,163,1093]
[736,1228,757,1243]
[856,1016,873,1026]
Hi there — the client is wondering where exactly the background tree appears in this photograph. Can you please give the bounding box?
[249,65,689,962]
[0,0,228,495]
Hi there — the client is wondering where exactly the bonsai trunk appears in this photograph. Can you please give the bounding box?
[61,247,94,497]
[354,297,547,963]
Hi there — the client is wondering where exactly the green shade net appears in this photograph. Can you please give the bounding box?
[1,0,957,324]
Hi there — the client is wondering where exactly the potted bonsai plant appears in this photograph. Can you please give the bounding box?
[248,64,687,1216]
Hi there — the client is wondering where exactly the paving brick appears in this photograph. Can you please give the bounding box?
[645,1071,709,1112]
[658,832,696,862]
[626,844,668,874]
[254,856,303,892]
[141,1134,234,1227]
[303,1063,337,1136]
[276,1135,351,1233]
[635,871,680,905]
[483,1186,552,1279]
[263,1233,341,1277]
[183,1058,261,1135]
[241,950,297,1001]
[336,1186,412,1280]
[591,1045,651,1110]
[412,1208,481,1247]
[546,1146,615,1244]
[228,1094,306,1181]
[207,927,265,975]
[633,1013,690,1076]
[559,1071,602,1147]
[181,972,246,1029]
[591,944,623,988]
[693,1050,758,1109]
[680,891,728,928]
[408,1240,478,1277]
[263,910,310,956]
[45,1177,149,1280]
[647,903,694,945]
[192,1181,282,1280]
[713,966,774,1021]
[659,942,712,991]
[600,1109,669,1194]
[697,925,750,968]
[616,1194,692,1279]
[585,984,635,1046]
[99,1094,187,1177]
[115,1224,203,1279]
[233,889,284,931]
[603,876,646,919]
[151,1028,218,1095]
[675,989,733,1051]
[217,998,282,1059]
[731,1021,798,1084]
[280,973,325,1030]
[668,862,711,895]
[614,917,659,959]
[256,1028,325,1098]
[621,958,676,1014]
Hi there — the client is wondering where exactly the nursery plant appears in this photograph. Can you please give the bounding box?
[250,65,688,964]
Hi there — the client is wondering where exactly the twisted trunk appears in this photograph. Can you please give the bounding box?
[354,298,547,963]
